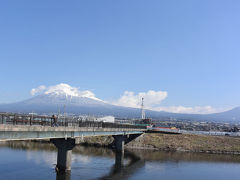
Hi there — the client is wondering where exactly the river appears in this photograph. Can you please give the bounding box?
[0,141,240,180]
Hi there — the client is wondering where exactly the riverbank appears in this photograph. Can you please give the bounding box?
[2,132,240,155]
[76,133,240,155]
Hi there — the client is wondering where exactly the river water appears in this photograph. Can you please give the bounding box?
[1,141,240,180]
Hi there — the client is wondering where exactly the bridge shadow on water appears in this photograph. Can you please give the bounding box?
[3,141,145,180]
[56,150,144,180]
[97,151,144,180]
[3,141,240,180]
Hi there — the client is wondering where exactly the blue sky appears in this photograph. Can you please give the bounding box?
[0,1,239,113]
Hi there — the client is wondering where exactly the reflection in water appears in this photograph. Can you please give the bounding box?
[56,150,144,180]
[100,151,145,180]
[5,141,240,163]
[3,141,144,180]
[130,149,240,163]
[56,171,71,180]
[1,141,240,180]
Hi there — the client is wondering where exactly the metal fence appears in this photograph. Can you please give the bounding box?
[0,113,146,130]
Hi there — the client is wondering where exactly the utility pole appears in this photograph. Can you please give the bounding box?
[141,98,145,120]
[64,104,66,126]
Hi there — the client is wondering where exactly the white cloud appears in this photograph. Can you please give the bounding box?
[112,90,168,108]
[30,85,46,96]
[153,106,225,114]
[112,90,228,114]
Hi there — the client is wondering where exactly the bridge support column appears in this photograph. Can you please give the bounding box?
[51,138,75,172]
[113,135,125,153]
[112,134,142,153]
[115,151,124,170]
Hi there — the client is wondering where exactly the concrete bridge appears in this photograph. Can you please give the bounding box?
[0,113,146,172]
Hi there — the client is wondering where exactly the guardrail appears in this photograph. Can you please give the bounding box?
[0,113,146,130]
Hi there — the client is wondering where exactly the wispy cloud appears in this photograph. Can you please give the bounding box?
[153,106,228,114]
[30,85,46,96]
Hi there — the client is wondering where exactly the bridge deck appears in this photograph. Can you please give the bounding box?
[0,125,146,141]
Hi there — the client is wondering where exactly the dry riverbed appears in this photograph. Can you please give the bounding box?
[76,133,240,154]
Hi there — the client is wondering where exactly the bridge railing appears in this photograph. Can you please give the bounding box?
[0,113,146,130]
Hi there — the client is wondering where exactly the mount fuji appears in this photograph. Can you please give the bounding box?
[0,84,144,117]
[0,83,240,122]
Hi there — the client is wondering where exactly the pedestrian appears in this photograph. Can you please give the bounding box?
[52,114,58,127]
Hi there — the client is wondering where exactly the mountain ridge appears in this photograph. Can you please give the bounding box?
[0,93,239,123]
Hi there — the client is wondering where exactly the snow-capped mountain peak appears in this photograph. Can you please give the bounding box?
[40,83,103,102]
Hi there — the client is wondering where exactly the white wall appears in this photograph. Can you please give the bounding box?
[96,116,115,123]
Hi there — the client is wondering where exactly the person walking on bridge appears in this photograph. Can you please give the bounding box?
[51,115,58,127]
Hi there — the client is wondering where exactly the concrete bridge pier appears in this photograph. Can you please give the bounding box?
[51,138,76,172]
[113,135,125,153]
[113,134,142,153]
